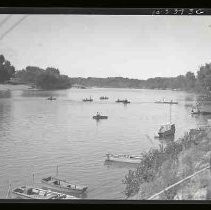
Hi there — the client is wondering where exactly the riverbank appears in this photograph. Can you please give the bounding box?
[124,126,211,200]
[0,84,31,91]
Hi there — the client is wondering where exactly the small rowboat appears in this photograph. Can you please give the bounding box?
[47,96,56,100]
[100,96,109,100]
[93,115,108,120]
[82,98,93,102]
[41,176,88,194]
[116,99,130,104]
[105,153,142,164]
[12,186,79,199]
[122,100,130,104]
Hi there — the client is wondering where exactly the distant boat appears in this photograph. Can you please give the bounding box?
[12,186,79,199]
[191,105,200,115]
[100,96,109,100]
[93,113,108,120]
[157,104,175,138]
[155,99,178,104]
[105,153,142,164]
[47,96,56,100]
[82,97,93,102]
[115,99,130,104]
[122,99,130,104]
[41,176,88,194]
[115,99,124,103]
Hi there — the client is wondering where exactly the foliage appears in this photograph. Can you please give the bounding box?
[122,129,206,198]
[0,55,15,83]
[15,66,71,90]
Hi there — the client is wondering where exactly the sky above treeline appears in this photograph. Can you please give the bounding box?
[0,15,211,79]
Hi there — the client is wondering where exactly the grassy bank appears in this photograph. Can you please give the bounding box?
[123,126,211,200]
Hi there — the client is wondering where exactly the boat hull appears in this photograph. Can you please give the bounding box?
[93,116,108,120]
[41,182,87,194]
[106,154,142,164]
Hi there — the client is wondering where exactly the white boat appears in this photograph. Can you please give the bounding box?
[12,186,79,199]
[157,103,175,138]
[41,176,88,194]
[155,99,178,104]
[105,153,142,164]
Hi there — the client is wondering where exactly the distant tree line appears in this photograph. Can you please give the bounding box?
[69,64,211,93]
[0,55,15,83]
[15,66,72,90]
[1,54,211,92]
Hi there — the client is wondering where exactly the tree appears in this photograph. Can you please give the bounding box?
[185,71,196,89]
[0,54,16,83]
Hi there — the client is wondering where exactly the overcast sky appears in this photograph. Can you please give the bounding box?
[0,15,211,79]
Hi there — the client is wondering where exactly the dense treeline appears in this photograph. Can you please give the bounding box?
[15,66,72,90]
[69,64,211,93]
[0,55,15,83]
[1,54,211,92]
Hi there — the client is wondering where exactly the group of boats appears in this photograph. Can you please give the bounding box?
[11,175,88,200]
[82,96,130,104]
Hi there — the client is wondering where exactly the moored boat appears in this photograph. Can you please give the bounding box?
[158,123,175,138]
[41,176,88,194]
[12,186,79,199]
[155,99,178,104]
[157,103,176,139]
[105,153,142,164]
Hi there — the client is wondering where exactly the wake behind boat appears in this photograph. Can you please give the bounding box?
[12,186,79,199]
[105,153,142,164]
[41,176,88,194]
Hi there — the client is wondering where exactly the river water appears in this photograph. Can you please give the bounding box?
[0,85,210,199]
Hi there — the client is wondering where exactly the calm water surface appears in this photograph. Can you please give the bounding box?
[0,86,210,199]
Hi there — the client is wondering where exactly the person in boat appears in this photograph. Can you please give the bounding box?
[96,112,100,117]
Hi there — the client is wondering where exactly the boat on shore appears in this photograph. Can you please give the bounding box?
[12,186,79,199]
[41,176,88,194]
[105,153,142,164]
[100,96,109,100]
[93,113,108,120]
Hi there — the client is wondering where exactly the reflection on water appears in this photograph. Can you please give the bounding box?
[104,160,139,169]
[0,87,210,199]
[0,90,11,98]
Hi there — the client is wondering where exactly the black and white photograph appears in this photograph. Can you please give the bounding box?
[0,9,211,201]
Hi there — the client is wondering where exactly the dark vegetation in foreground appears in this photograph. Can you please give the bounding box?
[1,53,211,92]
[122,128,211,199]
